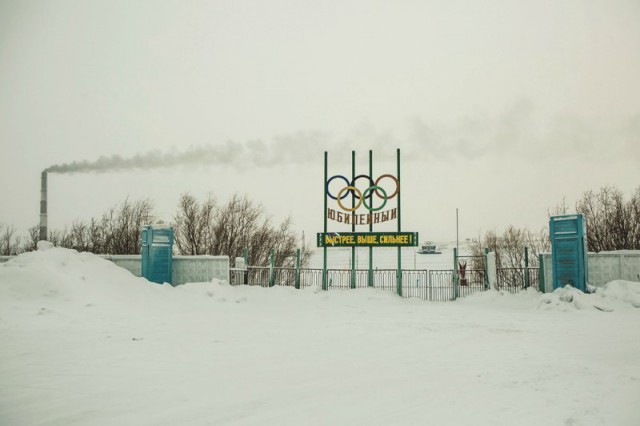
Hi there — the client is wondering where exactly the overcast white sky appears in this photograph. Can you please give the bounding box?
[1,0,639,244]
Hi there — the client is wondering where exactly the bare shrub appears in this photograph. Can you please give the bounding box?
[49,227,73,248]
[23,225,40,252]
[576,186,640,252]
[173,193,216,255]
[173,193,311,268]
[0,223,22,255]
[470,226,550,270]
[22,198,156,255]
[101,198,155,254]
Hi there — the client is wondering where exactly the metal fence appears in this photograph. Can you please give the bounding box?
[230,266,541,300]
[527,268,541,291]
[401,269,461,301]
[459,269,487,298]
[231,267,462,301]
[496,267,540,292]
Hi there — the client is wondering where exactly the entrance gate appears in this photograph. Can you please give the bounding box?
[229,266,488,302]
[320,149,422,296]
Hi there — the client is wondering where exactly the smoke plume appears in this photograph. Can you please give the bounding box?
[45,133,328,174]
[44,102,639,174]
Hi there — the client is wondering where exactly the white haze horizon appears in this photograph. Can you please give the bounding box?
[1,0,639,243]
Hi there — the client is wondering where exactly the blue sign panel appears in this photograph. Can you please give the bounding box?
[549,214,588,291]
[141,225,174,285]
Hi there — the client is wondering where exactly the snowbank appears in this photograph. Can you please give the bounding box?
[457,282,640,313]
[1,246,639,426]
[0,245,174,310]
[537,281,640,312]
[4,245,639,314]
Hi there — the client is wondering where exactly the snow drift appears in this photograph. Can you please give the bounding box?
[1,246,639,426]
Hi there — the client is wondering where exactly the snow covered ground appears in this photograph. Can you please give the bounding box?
[1,244,639,425]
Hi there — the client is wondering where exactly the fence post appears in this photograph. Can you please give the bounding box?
[322,151,328,291]
[295,248,301,289]
[396,148,402,297]
[484,247,489,290]
[524,247,530,289]
[453,247,459,300]
[269,248,275,287]
[539,254,545,293]
[243,247,249,284]
[369,150,374,288]
[486,251,497,290]
[351,253,356,289]
[351,150,356,290]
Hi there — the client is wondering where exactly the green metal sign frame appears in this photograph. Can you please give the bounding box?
[317,232,418,248]
[322,149,407,295]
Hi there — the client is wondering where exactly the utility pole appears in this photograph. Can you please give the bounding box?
[456,208,459,254]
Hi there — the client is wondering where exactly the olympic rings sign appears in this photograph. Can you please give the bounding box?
[326,174,399,213]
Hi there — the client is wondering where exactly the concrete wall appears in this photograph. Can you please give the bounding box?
[2,253,229,285]
[100,254,229,285]
[541,251,640,292]
[172,255,229,285]
[101,255,140,276]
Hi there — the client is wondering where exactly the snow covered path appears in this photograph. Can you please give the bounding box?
[1,247,639,425]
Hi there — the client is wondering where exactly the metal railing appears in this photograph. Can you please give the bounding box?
[229,268,247,285]
[230,265,541,300]
[496,267,524,292]
[458,269,487,298]
[428,269,455,301]
[526,267,540,291]
[300,268,323,288]
[496,267,540,293]
[400,270,428,299]
[495,267,541,292]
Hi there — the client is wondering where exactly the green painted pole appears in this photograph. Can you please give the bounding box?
[323,152,328,291]
[368,150,373,287]
[295,248,301,289]
[453,247,459,300]
[269,249,276,287]
[539,254,545,292]
[396,148,402,297]
[351,150,356,289]
[524,246,530,289]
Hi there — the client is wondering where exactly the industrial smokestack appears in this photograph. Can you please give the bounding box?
[39,171,47,241]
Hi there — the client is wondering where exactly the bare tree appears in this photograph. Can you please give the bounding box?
[19,191,310,265]
[86,218,104,253]
[49,227,73,248]
[0,223,22,255]
[101,198,155,254]
[470,226,550,271]
[173,193,216,255]
[66,218,104,253]
[24,225,39,252]
[630,187,640,249]
[18,198,155,254]
[547,196,570,217]
[576,186,640,252]
[212,194,266,260]
[172,193,311,268]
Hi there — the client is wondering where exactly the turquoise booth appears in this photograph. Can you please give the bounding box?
[141,225,174,285]
[549,214,589,292]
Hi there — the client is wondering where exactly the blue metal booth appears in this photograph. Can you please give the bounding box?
[549,214,589,291]
[141,225,174,285]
